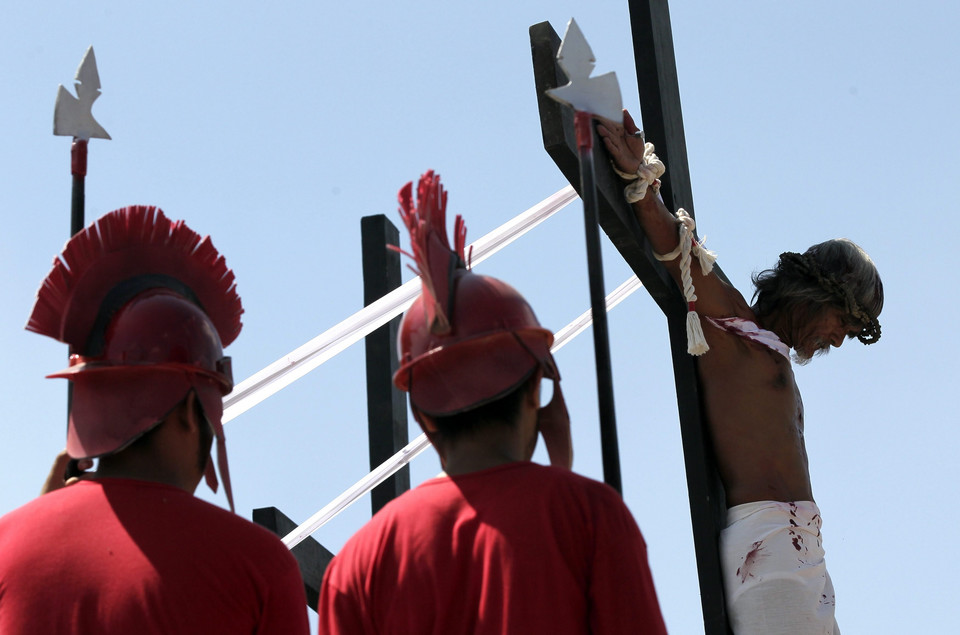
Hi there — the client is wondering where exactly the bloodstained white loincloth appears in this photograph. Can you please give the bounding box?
[720,500,839,635]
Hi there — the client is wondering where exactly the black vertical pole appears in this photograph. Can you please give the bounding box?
[628,2,731,632]
[361,215,410,515]
[574,111,622,495]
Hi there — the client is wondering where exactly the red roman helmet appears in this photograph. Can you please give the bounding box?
[26,206,243,510]
[392,171,572,468]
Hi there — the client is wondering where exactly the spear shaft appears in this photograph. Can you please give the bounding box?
[574,111,622,494]
[63,140,88,478]
[544,19,625,494]
[70,140,88,235]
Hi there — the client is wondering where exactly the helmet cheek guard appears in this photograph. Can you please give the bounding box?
[535,355,573,470]
[62,371,194,459]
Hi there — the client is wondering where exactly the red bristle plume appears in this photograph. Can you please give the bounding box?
[26,206,243,351]
[395,171,467,334]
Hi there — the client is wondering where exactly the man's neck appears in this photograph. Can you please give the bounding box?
[94,434,202,494]
[95,459,195,492]
[436,425,534,477]
[752,305,794,348]
[442,449,527,477]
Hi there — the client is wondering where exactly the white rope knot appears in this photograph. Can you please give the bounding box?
[653,209,716,356]
[612,140,666,203]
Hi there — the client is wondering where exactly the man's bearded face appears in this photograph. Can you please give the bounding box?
[791,305,861,365]
[792,340,830,366]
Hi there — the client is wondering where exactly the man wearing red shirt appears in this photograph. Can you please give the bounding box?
[318,172,667,634]
[0,206,309,634]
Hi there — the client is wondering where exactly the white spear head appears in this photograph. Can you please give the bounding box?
[53,46,111,141]
[546,18,623,123]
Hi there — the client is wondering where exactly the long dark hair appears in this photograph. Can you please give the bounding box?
[752,238,883,344]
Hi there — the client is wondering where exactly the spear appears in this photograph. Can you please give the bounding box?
[54,46,111,235]
[53,46,110,475]
[546,18,624,494]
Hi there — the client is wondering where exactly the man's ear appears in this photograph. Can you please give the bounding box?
[525,370,544,409]
[166,392,193,432]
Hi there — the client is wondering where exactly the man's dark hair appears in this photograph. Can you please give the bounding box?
[427,373,537,446]
[752,238,883,343]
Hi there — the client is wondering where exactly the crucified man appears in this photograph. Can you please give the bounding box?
[598,110,883,635]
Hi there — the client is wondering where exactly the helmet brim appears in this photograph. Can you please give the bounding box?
[48,360,232,392]
[395,328,552,416]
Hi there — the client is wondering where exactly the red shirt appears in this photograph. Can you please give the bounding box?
[319,462,666,634]
[0,478,309,634]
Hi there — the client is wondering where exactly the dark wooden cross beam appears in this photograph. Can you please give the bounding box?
[530,5,731,633]
[253,506,333,612]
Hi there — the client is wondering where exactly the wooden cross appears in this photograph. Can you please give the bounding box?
[530,4,731,633]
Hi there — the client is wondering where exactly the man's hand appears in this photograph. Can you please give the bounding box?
[596,109,647,175]
[40,450,93,495]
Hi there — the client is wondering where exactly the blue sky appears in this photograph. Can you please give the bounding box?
[2,2,957,632]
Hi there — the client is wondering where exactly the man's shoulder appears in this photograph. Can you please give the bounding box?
[473,463,629,515]
[350,463,627,529]
[159,490,293,551]
[118,481,300,569]
[461,462,624,497]
[0,480,93,530]
[344,463,600,523]
[0,480,287,553]
[527,462,621,492]
[686,262,754,318]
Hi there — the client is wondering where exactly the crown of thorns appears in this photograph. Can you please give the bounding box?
[778,252,881,345]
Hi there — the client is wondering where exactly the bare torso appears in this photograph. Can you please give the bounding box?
[595,113,814,508]
[696,285,812,508]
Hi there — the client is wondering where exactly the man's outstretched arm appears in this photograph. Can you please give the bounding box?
[597,110,745,318]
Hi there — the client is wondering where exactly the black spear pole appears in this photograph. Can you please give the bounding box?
[63,139,88,479]
[574,110,622,494]
[70,140,88,235]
